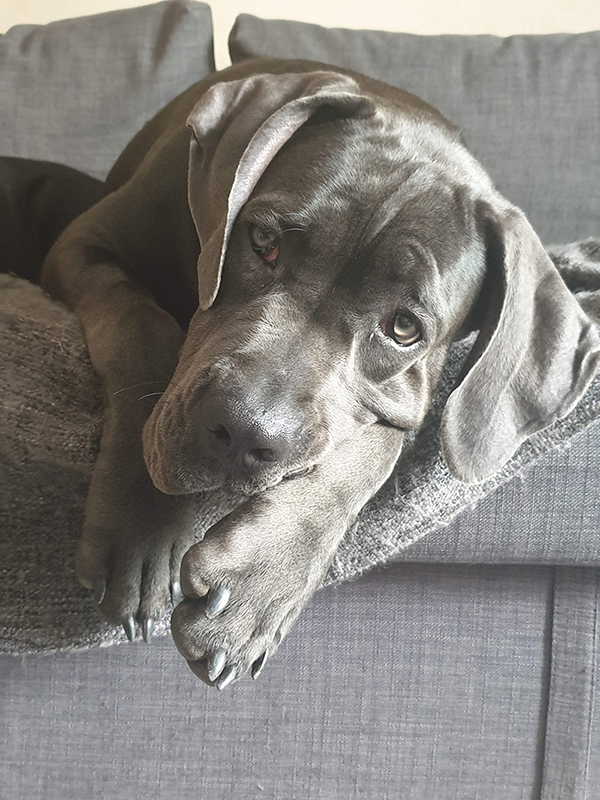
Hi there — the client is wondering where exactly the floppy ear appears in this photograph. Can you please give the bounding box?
[440,202,600,483]
[186,71,375,309]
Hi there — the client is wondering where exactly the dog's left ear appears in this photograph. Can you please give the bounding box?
[440,202,600,483]
[186,70,375,309]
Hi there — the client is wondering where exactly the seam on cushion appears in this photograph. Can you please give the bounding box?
[540,567,599,800]
[533,565,556,800]
[581,570,599,798]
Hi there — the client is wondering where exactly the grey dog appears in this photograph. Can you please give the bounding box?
[41,58,600,689]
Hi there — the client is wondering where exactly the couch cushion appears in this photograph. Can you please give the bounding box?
[0,563,553,798]
[396,421,600,566]
[229,16,600,245]
[0,0,214,180]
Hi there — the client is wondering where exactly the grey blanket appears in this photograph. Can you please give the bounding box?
[1,240,599,655]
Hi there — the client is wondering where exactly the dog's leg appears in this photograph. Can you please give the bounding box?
[42,223,196,640]
[171,422,404,686]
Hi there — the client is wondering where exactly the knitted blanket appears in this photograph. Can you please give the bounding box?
[1,239,599,655]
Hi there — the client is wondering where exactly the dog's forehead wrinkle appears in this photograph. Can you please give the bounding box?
[381,111,495,191]
[221,295,342,383]
[314,109,493,197]
[246,116,490,286]
[257,119,429,224]
[362,182,484,308]
[241,194,317,230]
[423,240,486,319]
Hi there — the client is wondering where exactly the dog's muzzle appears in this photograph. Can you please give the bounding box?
[200,388,311,484]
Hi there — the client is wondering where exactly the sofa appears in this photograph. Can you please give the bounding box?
[1,2,599,798]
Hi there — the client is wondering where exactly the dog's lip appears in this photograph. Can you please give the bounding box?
[224,465,314,496]
[283,465,314,480]
[225,472,285,497]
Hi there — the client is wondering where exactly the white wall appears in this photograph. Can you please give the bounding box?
[3,0,600,69]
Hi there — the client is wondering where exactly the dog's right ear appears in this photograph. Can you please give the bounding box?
[440,201,600,483]
[186,70,376,309]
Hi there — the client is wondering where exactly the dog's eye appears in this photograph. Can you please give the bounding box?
[389,311,422,346]
[249,225,279,264]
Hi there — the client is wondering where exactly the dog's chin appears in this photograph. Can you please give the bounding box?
[143,442,285,498]
[142,439,221,496]
[142,416,315,498]
[147,463,225,496]
[148,466,284,498]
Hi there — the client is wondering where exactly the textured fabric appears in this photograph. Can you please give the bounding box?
[1,20,598,796]
[229,17,600,245]
[585,599,600,797]
[397,421,600,565]
[0,563,553,800]
[540,567,600,800]
[1,243,598,654]
[0,1,214,180]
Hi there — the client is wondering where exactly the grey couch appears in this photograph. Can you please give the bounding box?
[2,3,599,798]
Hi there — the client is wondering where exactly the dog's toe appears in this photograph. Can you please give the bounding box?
[137,552,172,640]
[96,554,143,627]
[122,615,137,642]
[78,484,197,640]
[251,652,268,680]
[142,617,155,643]
[207,650,227,681]
[187,658,214,686]
[170,580,184,606]
[93,578,107,605]
[205,586,231,618]
[216,665,237,690]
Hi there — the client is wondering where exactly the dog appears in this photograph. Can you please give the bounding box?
[40,57,600,689]
[0,156,101,281]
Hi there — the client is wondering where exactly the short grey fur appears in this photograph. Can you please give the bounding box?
[1,241,598,654]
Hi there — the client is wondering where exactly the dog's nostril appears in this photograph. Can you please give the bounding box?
[210,424,232,447]
[247,447,276,463]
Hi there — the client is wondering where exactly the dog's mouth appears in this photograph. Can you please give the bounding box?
[144,411,320,497]
[283,465,314,480]
[142,360,327,497]
[223,463,316,497]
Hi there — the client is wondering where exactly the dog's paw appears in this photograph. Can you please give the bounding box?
[171,514,319,688]
[76,472,196,642]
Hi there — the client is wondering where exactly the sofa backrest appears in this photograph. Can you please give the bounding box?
[0,0,215,181]
[230,15,600,244]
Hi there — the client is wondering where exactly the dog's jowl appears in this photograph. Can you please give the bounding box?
[41,58,600,688]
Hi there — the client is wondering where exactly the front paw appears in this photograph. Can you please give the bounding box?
[76,462,196,642]
[171,514,319,688]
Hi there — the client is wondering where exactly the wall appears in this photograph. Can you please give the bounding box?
[3,0,600,69]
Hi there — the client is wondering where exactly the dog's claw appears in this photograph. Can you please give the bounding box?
[217,665,236,690]
[251,652,267,680]
[171,581,184,606]
[205,586,230,619]
[123,616,136,642]
[93,578,106,605]
[142,618,154,643]
[207,651,227,681]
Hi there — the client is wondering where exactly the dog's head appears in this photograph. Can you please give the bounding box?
[143,69,600,496]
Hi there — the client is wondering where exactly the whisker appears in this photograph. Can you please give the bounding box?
[150,396,173,410]
[112,379,180,396]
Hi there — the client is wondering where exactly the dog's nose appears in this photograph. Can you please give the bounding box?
[203,398,299,475]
